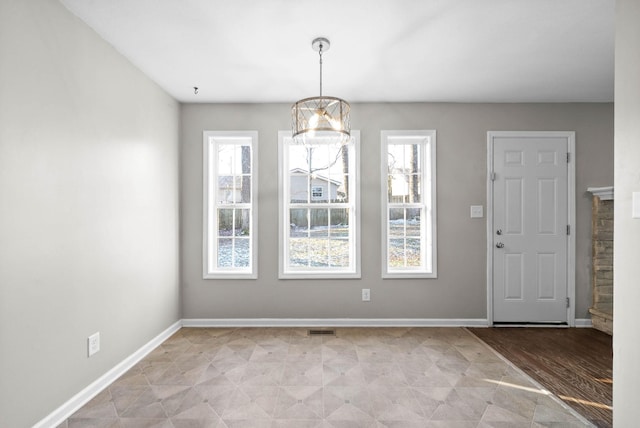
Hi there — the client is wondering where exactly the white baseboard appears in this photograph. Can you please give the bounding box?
[34,320,182,428]
[182,318,490,328]
[575,318,593,328]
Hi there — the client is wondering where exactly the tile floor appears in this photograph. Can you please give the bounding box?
[58,327,592,427]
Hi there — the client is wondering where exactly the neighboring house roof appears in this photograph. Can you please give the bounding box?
[290,168,342,187]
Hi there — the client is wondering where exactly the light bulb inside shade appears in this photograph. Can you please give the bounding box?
[308,109,323,128]
[308,108,341,131]
[324,111,341,131]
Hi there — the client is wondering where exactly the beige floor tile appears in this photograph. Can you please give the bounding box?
[281,360,323,386]
[360,362,409,387]
[274,386,324,419]
[222,419,272,428]
[238,362,284,386]
[171,418,224,428]
[272,419,325,428]
[221,385,279,420]
[59,327,591,427]
[67,418,121,428]
[323,385,374,422]
[368,386,425,422]
[191,384,235,415]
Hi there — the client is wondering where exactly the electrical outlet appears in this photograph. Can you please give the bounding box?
[362,288,371,302]
[88,332,100,357]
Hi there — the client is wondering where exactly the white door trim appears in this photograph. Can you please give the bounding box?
[486,131,576,326]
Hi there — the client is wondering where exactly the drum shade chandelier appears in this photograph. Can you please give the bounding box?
[291,37,351,144]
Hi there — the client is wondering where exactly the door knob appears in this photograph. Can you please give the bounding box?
[496,242,504,248]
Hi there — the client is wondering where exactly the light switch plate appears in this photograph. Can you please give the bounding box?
[470,205,483,218]
[633,192,640,219]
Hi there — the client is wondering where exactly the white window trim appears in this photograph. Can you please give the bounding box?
[203,131,258,279]
[278,130,361,279]
[381,130,437,278]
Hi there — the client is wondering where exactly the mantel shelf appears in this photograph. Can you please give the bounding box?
[587,186,614,200]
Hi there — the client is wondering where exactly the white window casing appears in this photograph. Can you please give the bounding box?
[203,131,258,279]
[381,130,437,278]
[279,131,361,279]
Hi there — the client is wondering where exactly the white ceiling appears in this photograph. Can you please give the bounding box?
[59,0,614,104]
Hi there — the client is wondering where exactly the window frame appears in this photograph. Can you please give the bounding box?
[203,131,258,279]
[381,130,437,278]
[278,130,361,279]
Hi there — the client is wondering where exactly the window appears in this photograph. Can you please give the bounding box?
[311,186,324,200]
[381,130,436,278]
[203,131,257,278]
[279,131,360,278]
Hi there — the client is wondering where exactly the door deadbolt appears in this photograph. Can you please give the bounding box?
[496,229,502,235]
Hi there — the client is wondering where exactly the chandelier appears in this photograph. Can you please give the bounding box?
[291,37,351,144]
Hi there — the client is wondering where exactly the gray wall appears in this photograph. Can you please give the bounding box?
[181,103,613,320]
[614,0,640,424]
[0,1,180,426]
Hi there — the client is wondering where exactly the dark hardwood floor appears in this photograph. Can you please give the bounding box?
[469,327,612,427]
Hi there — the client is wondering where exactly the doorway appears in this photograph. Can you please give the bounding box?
[487,131,576,325]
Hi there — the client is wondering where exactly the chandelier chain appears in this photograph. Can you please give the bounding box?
[318,43,323,97]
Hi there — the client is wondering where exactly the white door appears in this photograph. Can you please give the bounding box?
[489,132,572,323]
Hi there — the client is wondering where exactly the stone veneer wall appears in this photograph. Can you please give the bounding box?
[590,195,613,334]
